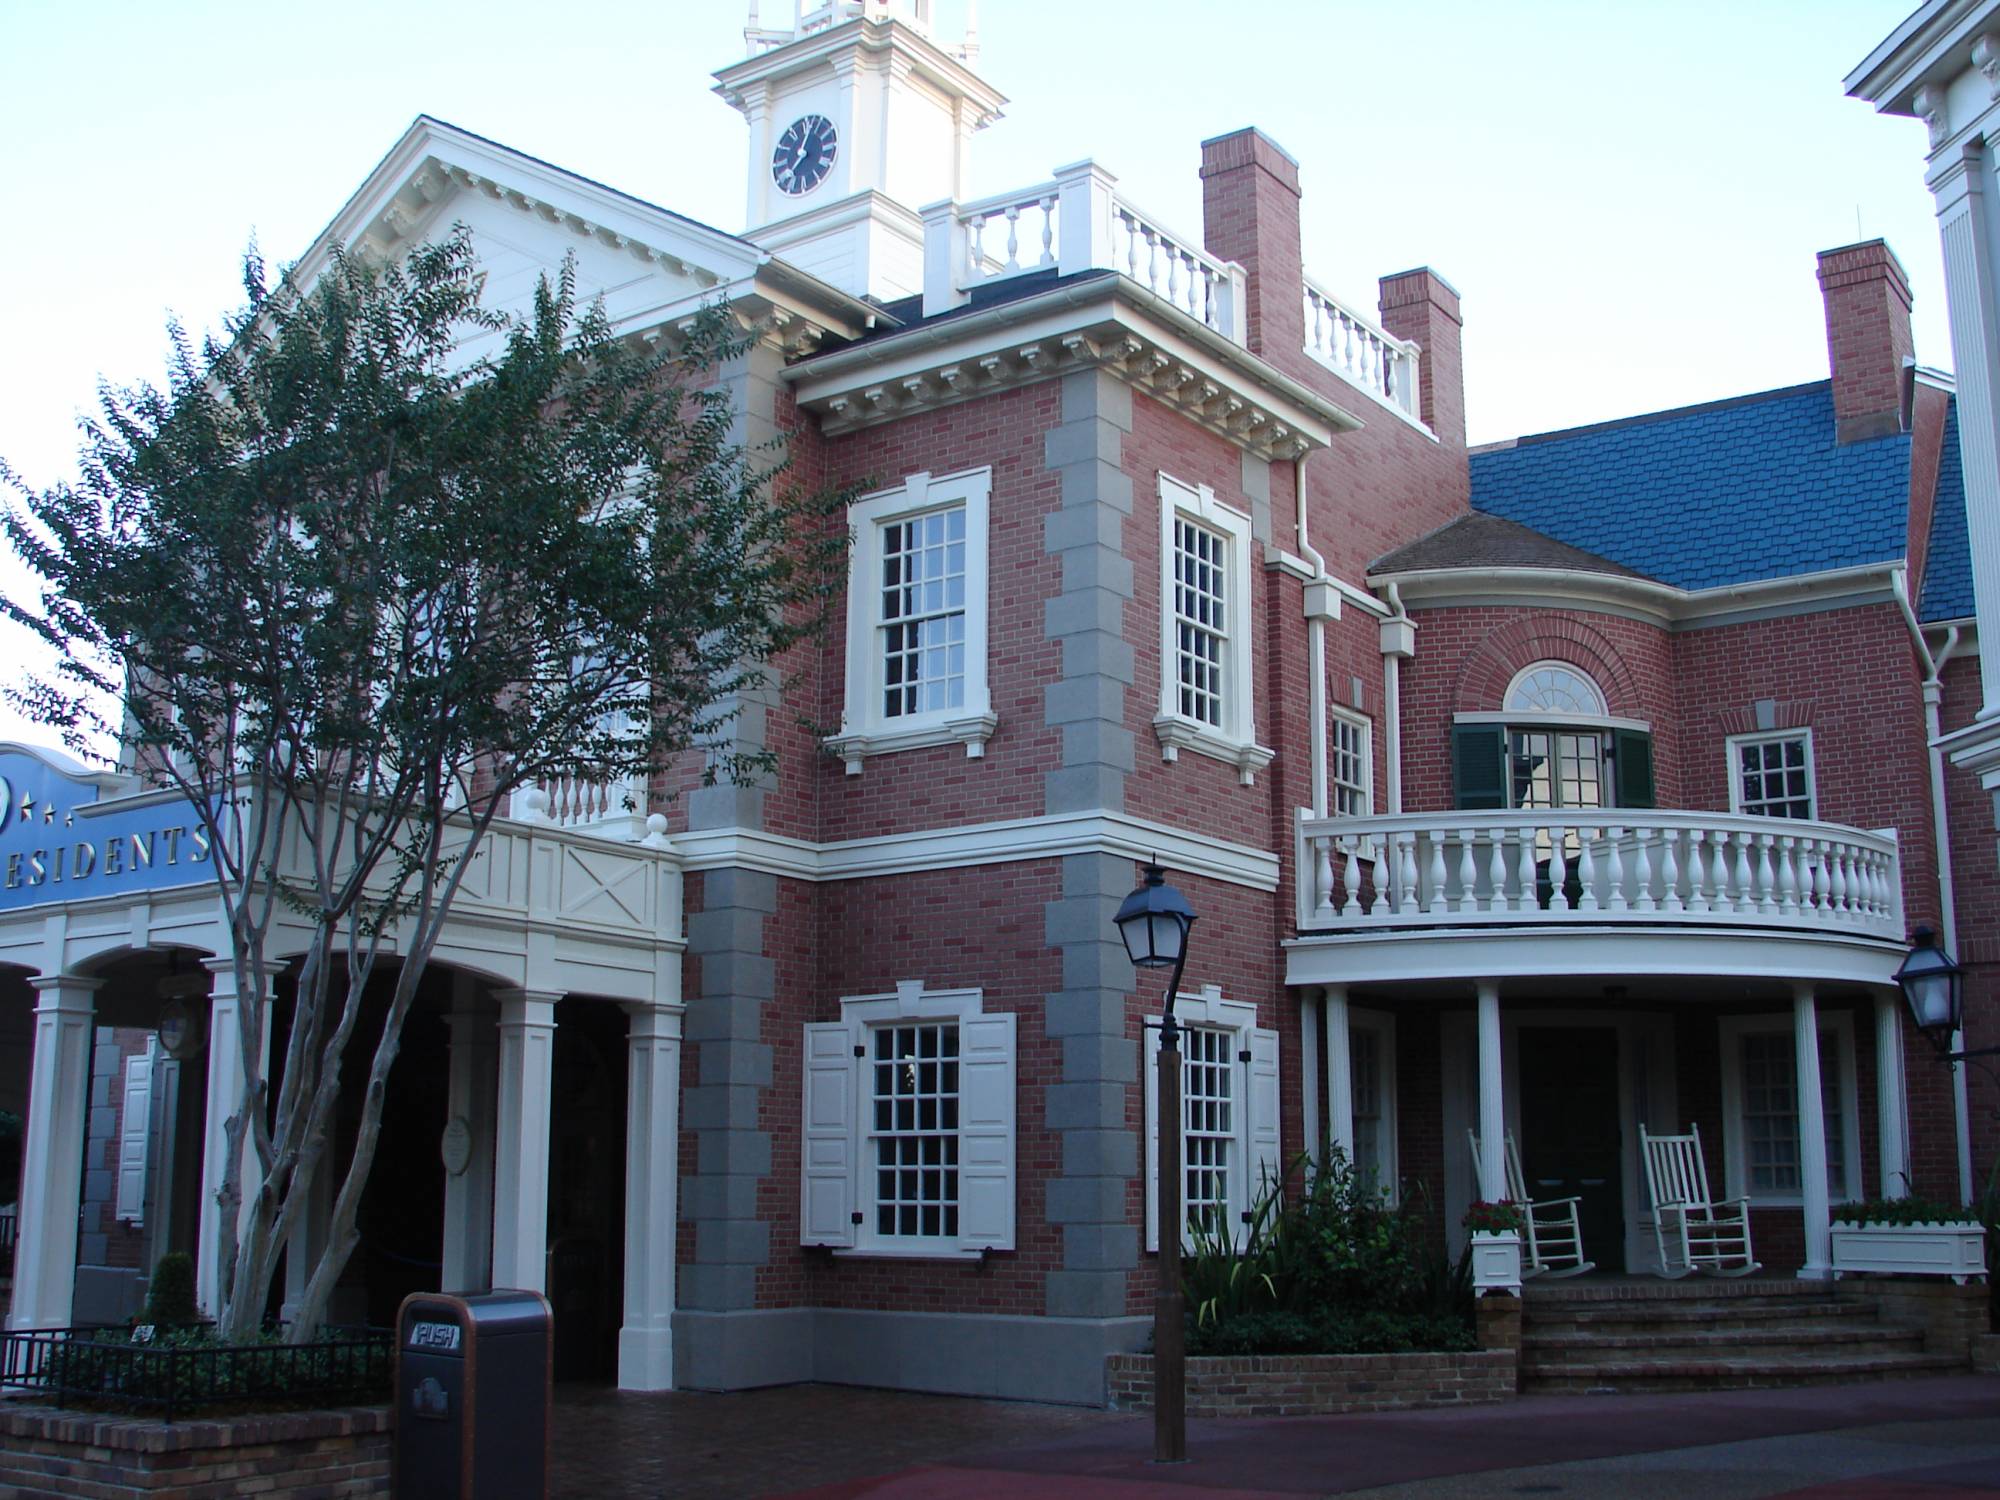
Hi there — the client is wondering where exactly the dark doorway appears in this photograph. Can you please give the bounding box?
[351,973,449,1329]
[547,1001,627,1384]
[1519,1026,1624,1273]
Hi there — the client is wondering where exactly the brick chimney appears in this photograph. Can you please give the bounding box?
[1817,240,1913,444]
[1199,128,1306,368]
[1379,267,1466,454]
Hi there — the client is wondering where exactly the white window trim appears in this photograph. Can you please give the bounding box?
[1152,474,1273,786]
[1329,705,1375,818]
[828,468,996,774]
[801,979,1015,1258]
[1348,1008,1397,1198]
[1718,1011,1861,1208]
[1726,728,1818,820]
[1145,985,1280,1251]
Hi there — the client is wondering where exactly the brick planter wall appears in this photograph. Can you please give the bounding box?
[1105,1350,1515,1417]
[0,1404,391,1497]
[1832,1277,1989,1361]
[1973,1334,1999,1374]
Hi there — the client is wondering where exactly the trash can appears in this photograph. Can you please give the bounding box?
[395,1289,552,1500]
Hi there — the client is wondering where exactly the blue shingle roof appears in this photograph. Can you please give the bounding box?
[1921,399,1973,623]
[1468,382,1911,591]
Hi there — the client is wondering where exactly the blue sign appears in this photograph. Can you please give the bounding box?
[0,746,215,912]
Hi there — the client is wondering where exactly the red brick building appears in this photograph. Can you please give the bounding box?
[0,0,1985,1407]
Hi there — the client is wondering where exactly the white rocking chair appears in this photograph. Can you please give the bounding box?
[1639,1123,1760,1277]
[1466,1129,1594,1278]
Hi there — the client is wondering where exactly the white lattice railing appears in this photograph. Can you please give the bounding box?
[747,0,938,52]
[923,162,1248,342]
[1302,276,1421,422]
[1294,809,1902,940]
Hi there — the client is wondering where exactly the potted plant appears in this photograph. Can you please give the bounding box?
[1462,1200,1526,1294]
[1830,1196,1988,1284]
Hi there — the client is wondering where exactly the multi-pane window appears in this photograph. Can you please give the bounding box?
[1350,1026,1383,1189]
[1173,517,1228,728]
[1331,711,1373,817]
[880,506,967,720]
[1182,1027,1234,1237]
[870,1021,961,1239]
[1508,728,1606,811]
[1733,732,1814,820]
[1739,1031,1846,1198]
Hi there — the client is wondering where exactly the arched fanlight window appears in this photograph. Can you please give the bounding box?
[1504,661,1607,717]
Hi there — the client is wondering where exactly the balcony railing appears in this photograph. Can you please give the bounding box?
[922,162,1248,342]
[1295,809,1902,941]
[1302,275,1421,423]
[510,771,651,841]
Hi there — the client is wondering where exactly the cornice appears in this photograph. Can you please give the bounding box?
[714,16,1007,125]
[784,278,1363,461]
[1370,561,1905,631]
[1847,0,1998,113]
[670,810,1279,891]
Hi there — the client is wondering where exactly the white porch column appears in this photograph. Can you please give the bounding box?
[198,959,273,1318]
[618,1000,684,1391]
[9,976,100,1330]
[1476,981,1505,1201]
[441,978,498,1293]
[1793,983,1832,1279]
[1299,989,1321,1162]
[1874,991,1910,1201]
[490,989,559,1293]
[1322,985,1354,1160]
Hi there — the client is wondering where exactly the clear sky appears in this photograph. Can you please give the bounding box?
[0,0,1949,748]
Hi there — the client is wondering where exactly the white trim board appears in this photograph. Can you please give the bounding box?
[672,810,1280,891]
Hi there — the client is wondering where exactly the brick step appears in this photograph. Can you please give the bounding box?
[1527,1299,1861,1333]
[1522,1351,1965,1395]
[1523,1325,1927,1365]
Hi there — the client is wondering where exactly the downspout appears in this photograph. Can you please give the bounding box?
[1293,456,1329,819]
[1894,571,1973,1203]
[1382,582,1408,814]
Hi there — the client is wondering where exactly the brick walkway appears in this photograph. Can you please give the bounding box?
[550,1383,1124,1499]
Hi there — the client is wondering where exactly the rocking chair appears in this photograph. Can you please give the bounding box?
[1465,1129,1594,1278]
[1639,1123,1760,1277]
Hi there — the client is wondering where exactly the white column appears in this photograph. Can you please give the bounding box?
[1299,989,1321,1163]
[441,977,498,1293]
[10,976,100,1330]
[1875,991,1910,1201]
[198,959,273,1318]
[1476,981,1505,1201]
[1933,142,2000,718]
[490,989,559,1293]
[1793,984,1832,1279]
[1322,985,1354,1160]
[618,1001,684,1391]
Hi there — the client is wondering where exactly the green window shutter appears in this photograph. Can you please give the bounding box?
[1613,729,1655,809]
[1453,724,1507,810]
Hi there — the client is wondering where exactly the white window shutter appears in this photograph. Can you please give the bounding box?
[956,1012,1016,1250]
[1248,1026,1282,1213]
[116,1044,155,1224]
[801,1022,858,1248]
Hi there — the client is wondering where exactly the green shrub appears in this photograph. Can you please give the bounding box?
[142,1251,198,1328]
[1830,1196,1977,1226]
[1175,1148,1472,1357]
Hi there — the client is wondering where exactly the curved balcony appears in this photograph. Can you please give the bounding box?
[1294,808,1902,941]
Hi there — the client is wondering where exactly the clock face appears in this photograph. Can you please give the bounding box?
[772,113,838,197]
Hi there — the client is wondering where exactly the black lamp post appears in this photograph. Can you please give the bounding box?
[1896,926,1998,1061]
[1113,863,1197,1465]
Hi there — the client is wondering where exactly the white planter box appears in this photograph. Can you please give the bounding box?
[1829,1220,1988,1284]
[1469,1229,1522,1294]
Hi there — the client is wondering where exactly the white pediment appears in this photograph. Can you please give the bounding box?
[291,118,777,344]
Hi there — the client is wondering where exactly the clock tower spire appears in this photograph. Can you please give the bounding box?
[716,2,1006,303]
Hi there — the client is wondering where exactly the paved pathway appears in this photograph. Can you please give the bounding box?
[553,1376,2000,1500]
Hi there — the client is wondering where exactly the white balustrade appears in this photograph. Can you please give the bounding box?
[510,771,649,839]
[923,162,1248,342]
[1294,809,1902,940]
[1302,277,1421,422]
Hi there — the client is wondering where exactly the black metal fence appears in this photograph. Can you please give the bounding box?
[0,1325,393,1421]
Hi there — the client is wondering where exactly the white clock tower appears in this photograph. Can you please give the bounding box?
[716,1,1006,303]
